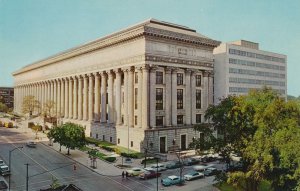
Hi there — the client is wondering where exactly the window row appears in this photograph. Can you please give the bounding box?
[229,68,285,78]
[229,49,285,63]
[229,87,285,94]
[229,77,285,87]
[155,88,202,110]
[156,71,202,86]
[229,58,285,71]
[155,114,202,126]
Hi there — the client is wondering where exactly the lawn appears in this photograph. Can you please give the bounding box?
[216,180,273,191]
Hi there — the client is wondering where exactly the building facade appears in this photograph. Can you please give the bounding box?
[13,19,220,152]
[213,40,287,103]
[0,87,14,109]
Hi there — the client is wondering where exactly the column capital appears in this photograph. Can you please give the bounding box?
[185,68,193,74]
[113,68,121,74]
[88,73,94,78]
[203,71,210,77]
[165,67,172,74]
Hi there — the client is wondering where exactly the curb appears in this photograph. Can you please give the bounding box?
[40,142,121,177]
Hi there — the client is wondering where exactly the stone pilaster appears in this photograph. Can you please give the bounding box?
[149,66,156,128]
[123,69,128,126]
[57,79,61,117]
[73,77,78,119]
[128,67,134,127]
[203,71,209,110]
[191,71,196,124]
[185,69,192,125]
[141,65,149,129]
[68,77,73,119]
[94,73,100,122]
[107,71,114,124]
[64,78,69,118]
[137,67,143,128]
[78,76,83,120]
[88,74,94,121]
[100,72,107,123]
[61,79,65,117]
[171,68,177,126]
[114,69,122,125]
[208,72,214,106]
[165,67,172,126]
[83,75,88,121]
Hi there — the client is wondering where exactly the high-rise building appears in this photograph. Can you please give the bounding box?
[0,87,14,109]
[13,19,220,152]
[213,40,287,103]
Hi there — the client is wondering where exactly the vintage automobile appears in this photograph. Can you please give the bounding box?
[126,167,145,176]
[166,161,182,169]
[204,167,220,176]
[0,165,10,176]
[139,170,161,180]
[150,163,166,172]
[184,171,204,181]
[26,140,37,148]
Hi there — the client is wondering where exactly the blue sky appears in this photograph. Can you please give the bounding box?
[0,0,299,96]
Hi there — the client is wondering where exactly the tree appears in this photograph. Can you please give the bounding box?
[22,95,40,116]
[60,123,86,155]
[0,103,8,113]
[42,100,56,118]
[196,87,300,191]
[47,126,64,151]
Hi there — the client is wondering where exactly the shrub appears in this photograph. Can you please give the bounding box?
[114,148,121,154]
[0,121,3,127]
[105,157,116,162]
[120,152,139,159]
[101,145,114,152]
[8,122,13,128]
[28,122,35,129]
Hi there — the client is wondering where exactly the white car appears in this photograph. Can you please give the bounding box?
[26,141,37,148]
[0,160,5,167]
[126,167,145,176]
[150,163,166,172]
[193,165,208,172]
[184,171,204,180]
[144,167,155,171]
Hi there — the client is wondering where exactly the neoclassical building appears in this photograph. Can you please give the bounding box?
[13,19,220,153]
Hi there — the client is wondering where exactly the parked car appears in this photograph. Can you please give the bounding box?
[124,157,133,163]
[161,175,184,186]
[126,167,145,176]
[0,165,10,176]
[150,163,166,172]
[193,164,208,172]
[0,179,8,191]
[166,161,182,169]
[144,167,155,171]
[203,167,219,176]
[183,158,199,166]
[139,170,161,180]
[184,171,204,181]
[26,141,37,148]
[0,160,5,167]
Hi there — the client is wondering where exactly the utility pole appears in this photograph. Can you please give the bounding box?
[25,163,29,191]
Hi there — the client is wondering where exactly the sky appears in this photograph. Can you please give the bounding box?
[0,0,299,96]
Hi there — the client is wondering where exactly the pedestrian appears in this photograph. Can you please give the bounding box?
[122,171,125,180]
[125,171,129,179]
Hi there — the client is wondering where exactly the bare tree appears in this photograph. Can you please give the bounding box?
[22,95,40,117]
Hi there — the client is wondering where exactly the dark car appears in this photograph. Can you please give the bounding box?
[166,161,182,169]
[203,167,220,176]
[139,170,161,180]
[183,158,199,166]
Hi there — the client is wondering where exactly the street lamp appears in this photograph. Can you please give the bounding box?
[9,146,23,191]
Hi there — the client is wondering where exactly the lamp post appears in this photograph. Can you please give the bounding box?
[9,146,23,191]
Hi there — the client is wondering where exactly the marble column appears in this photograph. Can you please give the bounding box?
[165,67,172,126]
[73,77,78,119]
[123,69,128,126]
[57,79,61,117]
[114,69,121,125]
[78,76,83,120]
[149,67,156,128]
[51,81,54,103]
[203,71,209,109]
[47,81,51,103]
[141,65,149,128]
[208,72,214,105]
[94,73,100,122]
[100,72,107,123]
[68,77,73,119]
[88,74,94,121]
[128,67,134,127]
[64,78,69,118]
[185,69,192,125]
[137,67,143,128]
[61,79,65,117]
[171,69,177,126]
[83,75,88,121]
[191,71,196,124]
[107,71,114,123]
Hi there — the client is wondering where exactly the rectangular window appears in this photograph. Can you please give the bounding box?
[135,72,138,84]
[102,135,105,141]
[156,116,163,126]
[196,75,201,87]
[177,73,183,85]
[177,115,183,125]
[110,137,112,142]
[96,134,98,139]
[135,116,137,125]
[177,89,183,109]
[156,88,163,110]
[118,138,120,144]
[156,71,163,84]
[196,114,202,123]
[121,115,124,123]
[131,141,133,147]
[196,90,201,109]
[134,88,138,109]
[122,92,124,103]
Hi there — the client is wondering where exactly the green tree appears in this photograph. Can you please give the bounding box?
[0,102,8,113]
[60,123,86,155]
[47,126,64,151]
[22,95,40,116]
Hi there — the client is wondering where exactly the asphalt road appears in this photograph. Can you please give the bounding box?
[0,127,130,191]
